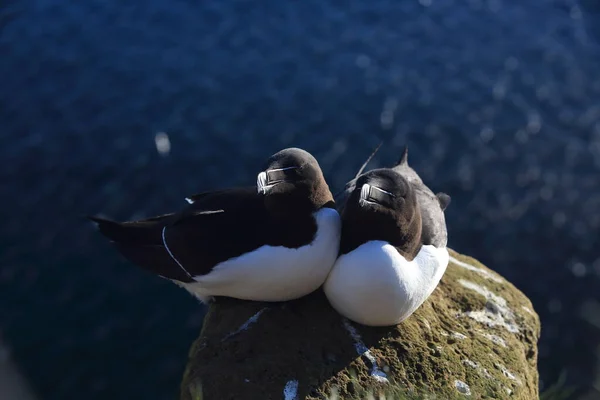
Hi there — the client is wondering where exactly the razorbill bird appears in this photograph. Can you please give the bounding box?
[337,147,450,247]
[323,146,451,326]
[89,147,341,303]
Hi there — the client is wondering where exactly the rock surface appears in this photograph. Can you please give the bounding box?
[180,249,540,400]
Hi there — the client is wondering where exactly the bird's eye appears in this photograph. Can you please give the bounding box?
[284,167,300,177]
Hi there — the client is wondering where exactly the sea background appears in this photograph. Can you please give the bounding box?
[1,0,600,399]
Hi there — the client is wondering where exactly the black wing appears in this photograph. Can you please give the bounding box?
[88,213,195,281]
[89,187,317,281]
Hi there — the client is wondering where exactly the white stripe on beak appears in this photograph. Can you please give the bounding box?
[257,171,270,194]
[257,167,297,194]
[360,183,372,201]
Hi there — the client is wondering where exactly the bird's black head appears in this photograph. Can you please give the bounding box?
[257,148,334,215]
[340,168,422,259]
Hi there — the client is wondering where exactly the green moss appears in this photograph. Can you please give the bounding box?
[181,249,541,400]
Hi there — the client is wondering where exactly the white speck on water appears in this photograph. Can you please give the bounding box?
[418,0,432,7]
[283,380,299,400]
[332,140,348,155]
[380,97,399,129]
[480,126,495,142]
[488,0,501,12]
[154,132,171,156]
[455,380,471,395]
[221,308,268,342]
[458,279,519,333]
[356,55,371,68]
[492,81,507,100]
[343,320,389,383]
[570,5,583,20]
[571,262,587,278]
[380,109,394,130]
[449,256,503,283]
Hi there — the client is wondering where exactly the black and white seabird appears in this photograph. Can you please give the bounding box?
[89,148,341,303]
[323,146,451,326]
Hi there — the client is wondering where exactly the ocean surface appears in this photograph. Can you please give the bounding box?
[1,0,600,399]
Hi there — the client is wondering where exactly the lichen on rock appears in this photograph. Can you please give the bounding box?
[180,249,540,400]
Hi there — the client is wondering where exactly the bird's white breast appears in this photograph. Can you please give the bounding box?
[323,241,449,327]
[178,207,341,303]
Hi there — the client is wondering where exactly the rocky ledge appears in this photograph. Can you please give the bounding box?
[180,249,540,400]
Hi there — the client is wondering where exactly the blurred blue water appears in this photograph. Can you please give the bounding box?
[1,0,600,399]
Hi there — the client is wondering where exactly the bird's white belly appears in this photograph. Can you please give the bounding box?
[323,241,449,326]
[178,207,341,303]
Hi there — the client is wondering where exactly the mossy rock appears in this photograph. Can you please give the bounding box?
[180,249,540,400]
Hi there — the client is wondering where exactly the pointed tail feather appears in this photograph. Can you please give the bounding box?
[394,145,409,167]
[88,215,193,282]
[354,141,383,179]
[334,142,384,201]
